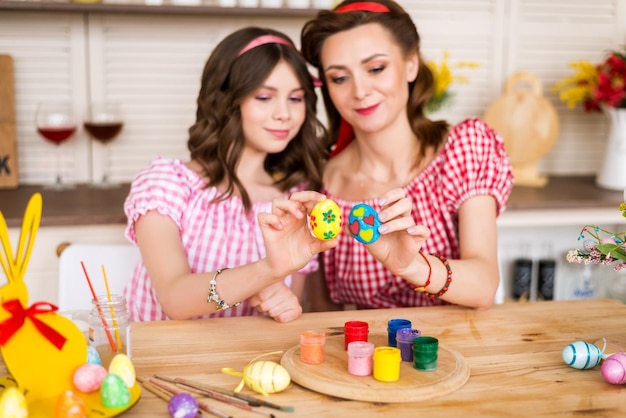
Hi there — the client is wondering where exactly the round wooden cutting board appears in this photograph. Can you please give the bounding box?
[280,333,470,403]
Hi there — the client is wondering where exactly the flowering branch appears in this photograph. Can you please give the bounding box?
[426,50,479,113]
[566,202,626,270]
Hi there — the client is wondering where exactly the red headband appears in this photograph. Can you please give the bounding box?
[335,2,390,13]
[238,35,295,57]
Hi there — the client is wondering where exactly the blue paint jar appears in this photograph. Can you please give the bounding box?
[387,318,412,347]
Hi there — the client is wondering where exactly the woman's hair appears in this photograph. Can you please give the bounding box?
[300,0,449,157]
[188,27,328,210]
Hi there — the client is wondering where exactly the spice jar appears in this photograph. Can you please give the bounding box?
[347,341,374,376]
[300,330,325,364]
[88,294,130,368]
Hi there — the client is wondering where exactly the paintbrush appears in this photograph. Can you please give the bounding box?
[137,377,204,418]
[148,377,232,418]
[173,377,294,413]
[153,375,275,418]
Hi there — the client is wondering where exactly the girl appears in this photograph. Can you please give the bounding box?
[301,0,514,311]
[124,27,336,322]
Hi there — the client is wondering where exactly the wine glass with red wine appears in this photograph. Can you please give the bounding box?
[84,101,124,188]
[35,101,77,189]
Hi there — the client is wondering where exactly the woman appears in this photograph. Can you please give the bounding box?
[301,0,514,311]
[123,27,336,322]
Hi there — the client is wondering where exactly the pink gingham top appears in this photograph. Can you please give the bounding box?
[323,118,514,309]
[123,158,318,322]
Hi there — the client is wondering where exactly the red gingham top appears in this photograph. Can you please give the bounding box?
[123,158,318,321]
[323,118,514,309]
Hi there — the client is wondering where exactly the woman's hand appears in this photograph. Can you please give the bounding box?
[249,282,302,322]
[365,188,430,277]
[258,191,338,278]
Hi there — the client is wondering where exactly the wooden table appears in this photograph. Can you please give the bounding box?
[125,299,626,417]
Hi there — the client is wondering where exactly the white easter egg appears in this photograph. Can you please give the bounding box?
[562,341,602,369]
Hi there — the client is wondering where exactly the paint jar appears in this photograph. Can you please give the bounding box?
[373,346,401,382]
[344,321,369,350]
[387,318,412,347]
[396,328,421,362]
[413,336,439,371]
[347,341,374,376]
[300,330,325,364]
[88,294,130,368]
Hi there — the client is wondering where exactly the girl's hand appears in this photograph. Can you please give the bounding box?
[365,188,430,277]
[249,282,302,322]
[258,191,338,278]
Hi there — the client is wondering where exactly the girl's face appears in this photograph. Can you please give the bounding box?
[240,60,306,155]
[321,23,417,136]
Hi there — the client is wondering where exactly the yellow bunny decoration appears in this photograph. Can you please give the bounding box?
[0,193,140,417]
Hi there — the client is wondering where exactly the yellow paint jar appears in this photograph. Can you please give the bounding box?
[372,346,401,382]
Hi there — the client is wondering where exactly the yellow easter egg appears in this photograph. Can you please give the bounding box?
[0,387,27,418]
[108,353,136,388]
[309,199,343,241]
[245,360,290,394]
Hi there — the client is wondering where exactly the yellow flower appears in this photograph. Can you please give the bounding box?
[552,61,598,109]
[426,50,479,113]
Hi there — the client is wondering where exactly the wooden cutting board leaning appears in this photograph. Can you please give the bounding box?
[0,54,18,189]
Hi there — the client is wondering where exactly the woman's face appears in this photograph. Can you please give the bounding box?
[240,60,306,155]
[321,23,417,136]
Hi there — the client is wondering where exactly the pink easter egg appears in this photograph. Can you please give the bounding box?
[601,352,626,385]
[73,363,108,393]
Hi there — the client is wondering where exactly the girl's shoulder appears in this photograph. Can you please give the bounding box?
[130,158,205,191]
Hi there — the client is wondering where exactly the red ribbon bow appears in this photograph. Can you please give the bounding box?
[0,300,67,350]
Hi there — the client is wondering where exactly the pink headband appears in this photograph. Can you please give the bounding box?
[236,34,323,88]
[335,2,390,13]
[237,35,295,57]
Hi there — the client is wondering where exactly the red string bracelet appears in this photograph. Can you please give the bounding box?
[414,252,431,292]
[418,254,453,300]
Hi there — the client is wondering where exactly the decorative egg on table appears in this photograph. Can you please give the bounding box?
[348,203,381,244]
[168,393,199,418]
[222,351,291,396]
[309,199,342,241]
[55,390,86,418]
[561,341,603,370]
[601,352,626,385]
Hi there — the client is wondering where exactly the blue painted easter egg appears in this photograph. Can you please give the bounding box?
[348,203,381,244]
[310,199,343,241]
[87,345,102,365]
[562,341,602,370]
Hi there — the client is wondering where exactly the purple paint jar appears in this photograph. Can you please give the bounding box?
[396,328,421,362]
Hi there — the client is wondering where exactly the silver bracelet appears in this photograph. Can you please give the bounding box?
[207,268,241,311]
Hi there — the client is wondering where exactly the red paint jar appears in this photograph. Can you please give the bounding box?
[344,320,369,350]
